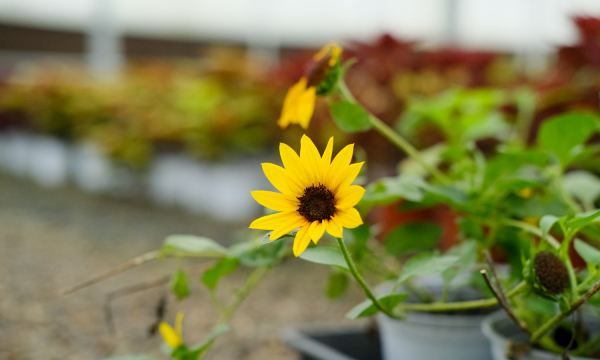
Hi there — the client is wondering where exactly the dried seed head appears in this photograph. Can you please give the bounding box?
[534,251,569,295]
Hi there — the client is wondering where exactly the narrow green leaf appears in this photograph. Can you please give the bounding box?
[171,269,190,300]
[300,246,349,270]
[566,209,600,234]
[325,271,349,299]
[346,293,407,319]
[161,235,227,258]
[574,239,600,265]
[330,100,372,133]
[201,258,239,291]
[384,222,442,256]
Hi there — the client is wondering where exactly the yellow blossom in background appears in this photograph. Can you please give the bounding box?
[249,135,365,256]
[159,311,184,350]
[277,43,343,129]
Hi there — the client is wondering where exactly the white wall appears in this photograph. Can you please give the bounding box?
[0,0,599,50]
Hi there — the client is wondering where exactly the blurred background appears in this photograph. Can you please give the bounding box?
[0,1,599,359]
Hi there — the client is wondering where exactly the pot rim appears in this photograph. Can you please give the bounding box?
[482,311,599,360]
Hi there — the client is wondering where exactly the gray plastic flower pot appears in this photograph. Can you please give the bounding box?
[377,310,493,360]
[283,326,381,360]
[482,312,598,360]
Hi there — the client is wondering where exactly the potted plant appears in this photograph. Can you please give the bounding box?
[63,43,600,360]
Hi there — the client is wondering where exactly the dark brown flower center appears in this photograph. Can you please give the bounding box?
[534,251,569,295]
[297,184,336,222]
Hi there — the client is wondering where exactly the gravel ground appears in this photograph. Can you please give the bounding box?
[0,174,364,360]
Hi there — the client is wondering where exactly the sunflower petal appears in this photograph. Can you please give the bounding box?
[293,225,311,257]
[262,163,302,195]
[326,220,343,238]
[277,79,306,128]
[330,161,363,192]
[300,134,323,184]
[308,221,326,244]
[325,144,354,187]
[270,214,306,240]
[249,211,295,230]
[321,137,334,173]
[279,143,310,187]
[159,322,182,349]
[334,208,363,229]
[297,87,316,129]
[335,185,366,209]
[251,191,297,212]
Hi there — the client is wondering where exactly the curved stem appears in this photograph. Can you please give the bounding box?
[399,281,527,313]
[338,81,449,183]
[499,218,561,249]
[336,237,402,319]
[531,279,600,343]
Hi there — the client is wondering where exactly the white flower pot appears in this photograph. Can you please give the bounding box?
[377,310,493,360]
[27,135,69,187]
[482,312,597,360]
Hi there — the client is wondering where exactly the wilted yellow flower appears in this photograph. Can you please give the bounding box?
[159,312,184,349]
[250,135,365,256]
[278,43,343,129]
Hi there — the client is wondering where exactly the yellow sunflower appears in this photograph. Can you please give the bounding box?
[249,135,365,256]
[159,311,184,350]
[277,43,343,129]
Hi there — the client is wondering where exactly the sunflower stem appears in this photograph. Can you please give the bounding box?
[338,81,449,183]
[336,237,402,319]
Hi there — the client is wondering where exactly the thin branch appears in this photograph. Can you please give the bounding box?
[61,250,160,295]
[481,269,530,335]
[104,275,170,334]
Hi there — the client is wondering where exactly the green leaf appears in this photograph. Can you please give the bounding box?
[330,100,372,133]
[574,239,600,265]
[398,253,460,284]
[236,238,289,267]
[201,258,239,291]
[539,215,560,239]
[161,235,227,258]
[325,271,349,299]
[563,171,600,208]
[346,293,407,319]
[300,246,348,270]
[566,209,600,234]
[442,241,478,284]
[537,112,599,166]
[171,269,190,300]
[361,175,425,208]
[384,222,442,256]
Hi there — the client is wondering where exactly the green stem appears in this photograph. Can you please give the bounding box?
[336,237,402,319]
[500,218,561,249]
[531,279,600,343]
[218,266,270,324]
[398,281,527,313]
[338,81,449,183]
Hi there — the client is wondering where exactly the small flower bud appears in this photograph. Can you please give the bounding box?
[533,251,569,295]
